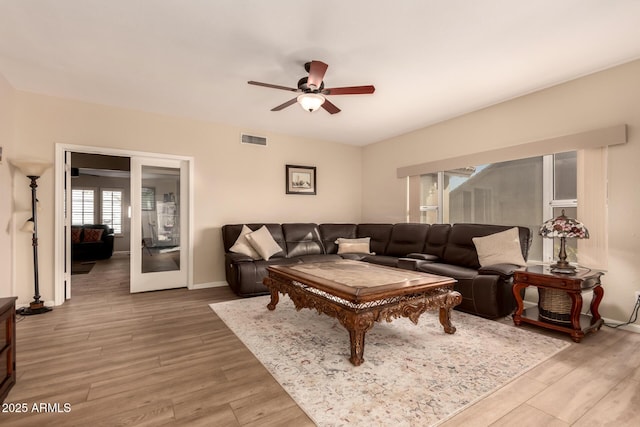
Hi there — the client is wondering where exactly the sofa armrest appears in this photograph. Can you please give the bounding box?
[398,258,419,270]
[406,253,440,262]
[225,252,256,263]
[477,263,521,279]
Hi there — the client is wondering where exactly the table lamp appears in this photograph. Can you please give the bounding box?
[539,209,589,273]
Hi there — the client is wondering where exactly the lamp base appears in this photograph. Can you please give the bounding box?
[17,301,52,316]
[550,262,577,274]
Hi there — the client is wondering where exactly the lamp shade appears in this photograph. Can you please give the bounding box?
[20,219,35,233]
[539,209,589,239]
[10,159,53,177]
[297,93,325,112]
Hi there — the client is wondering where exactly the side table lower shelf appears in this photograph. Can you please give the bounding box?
[515,306,603,342]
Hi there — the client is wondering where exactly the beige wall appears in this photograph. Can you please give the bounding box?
[0,73,16,297]
[9,90,362,305]
[362,59,640,325]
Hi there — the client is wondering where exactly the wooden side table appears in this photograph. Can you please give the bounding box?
[512,265,604,342]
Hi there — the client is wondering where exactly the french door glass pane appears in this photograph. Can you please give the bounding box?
[141,166,180,273]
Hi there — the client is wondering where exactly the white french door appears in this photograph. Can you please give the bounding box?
[130,156,189,292]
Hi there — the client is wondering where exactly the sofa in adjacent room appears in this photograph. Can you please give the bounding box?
[221,222,532,318]
[71,224,115,261]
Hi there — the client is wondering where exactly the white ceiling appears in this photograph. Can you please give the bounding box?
[2,1,640,146]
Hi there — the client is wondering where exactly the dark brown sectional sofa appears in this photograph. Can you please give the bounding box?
[221,222,532,318]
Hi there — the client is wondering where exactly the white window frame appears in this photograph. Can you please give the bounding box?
[71,187,96,225]
[101,188,124,235]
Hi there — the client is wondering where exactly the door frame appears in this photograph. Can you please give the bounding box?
[54,143,194,305]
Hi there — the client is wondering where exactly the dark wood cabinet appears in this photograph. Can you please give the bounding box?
[0,297,17,403]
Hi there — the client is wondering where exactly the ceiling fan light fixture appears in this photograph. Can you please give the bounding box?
[297,93,325,112]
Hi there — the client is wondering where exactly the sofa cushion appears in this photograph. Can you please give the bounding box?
[472,227,527,267]
[246,226,284,261]
[336,237,373,254]
[71,227,82,244]
[385,223,430,256]
[361,255,399,268]
[319,223,357,254]
[282,223,324,258]
[423,224,451,258]
[229,225,261,259]
[222,224,286,259]
[418,262,479,280]
[83,228,104,242]
[356,224,393,256]
[443,224,530,269]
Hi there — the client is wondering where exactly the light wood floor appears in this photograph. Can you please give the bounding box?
[2,253,639,426]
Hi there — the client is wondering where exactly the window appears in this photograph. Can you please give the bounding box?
[141,187,155,211]
[418,151,577,262]
[71,189,95,225]
[102,189,123,235]
[546,152,578,263]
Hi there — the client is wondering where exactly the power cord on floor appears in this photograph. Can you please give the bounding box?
[604,294,640,329]
[15,307,27,322]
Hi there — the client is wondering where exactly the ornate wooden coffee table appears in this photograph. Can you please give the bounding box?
[263,260,461,366]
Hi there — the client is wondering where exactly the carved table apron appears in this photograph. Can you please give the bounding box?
[263,260,461,366]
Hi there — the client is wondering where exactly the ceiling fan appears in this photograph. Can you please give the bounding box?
[248,60,375,114]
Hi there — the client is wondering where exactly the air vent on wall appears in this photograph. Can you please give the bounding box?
[241,133,267,146]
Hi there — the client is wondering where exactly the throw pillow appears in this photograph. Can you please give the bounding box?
[229,225,261,259]
[472,227,527,267]
[246,226,283,260]
[335,237,373,255]
[83,228,104,243]
[71,227,82,244]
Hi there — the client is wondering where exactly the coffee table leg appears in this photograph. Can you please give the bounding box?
[439,307,457,334]
[267,289,279,311]
[348,328,366,366]
[340,312,376,366]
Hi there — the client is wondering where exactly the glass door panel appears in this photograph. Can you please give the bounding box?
[141,166,180,273]
[131,157,188,293]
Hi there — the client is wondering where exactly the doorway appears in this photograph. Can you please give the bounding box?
[68,152,130,296]
[54,144,194,305]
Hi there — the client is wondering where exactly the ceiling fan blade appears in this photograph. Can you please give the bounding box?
[271,97,298,111]
[248,81,299,92]
[307,61,328,89]
[321,98,341,114]
[322,85,375,95]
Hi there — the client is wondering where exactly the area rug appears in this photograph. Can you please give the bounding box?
[210,296,570,426]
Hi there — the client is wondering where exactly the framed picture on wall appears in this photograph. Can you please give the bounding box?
[286,164,316,195]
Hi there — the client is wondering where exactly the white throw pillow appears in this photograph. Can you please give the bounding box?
[246,226,283,260]
[472,227,527,267]
[335,237,373,255]
[229,225,261,259]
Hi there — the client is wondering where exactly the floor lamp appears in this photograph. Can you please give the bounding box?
[11,160,53,315]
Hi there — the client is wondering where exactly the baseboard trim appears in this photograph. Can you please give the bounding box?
[190,281,228,290]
